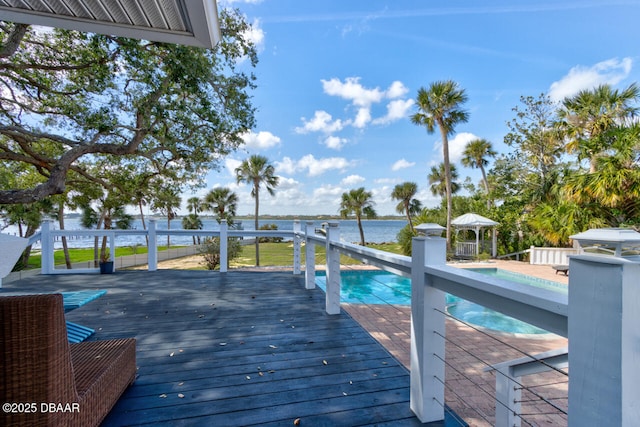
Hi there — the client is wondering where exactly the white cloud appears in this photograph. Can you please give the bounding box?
[374,178,398,185]
[391,159,415,171]
[353,107,372,128]
[241,130,281,150]
[313,185,344,198]
[224,158,243,177]
[295,110,347,134]
[321,77,385,107]
[245,19,266,51]
[299,154,352,176]
[386,81,409,98]
[323,135,348,150]
[433,132,478,164]
[372,99,415,125]
[274,157,297,175]
[548,57,633,102]
[275,154,353,177]
[340,175,365,186]
[276,176,300,189]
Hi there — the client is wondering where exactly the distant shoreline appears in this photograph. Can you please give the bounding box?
[57,213,407,221]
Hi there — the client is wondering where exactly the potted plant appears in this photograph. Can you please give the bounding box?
[99,248,114,274]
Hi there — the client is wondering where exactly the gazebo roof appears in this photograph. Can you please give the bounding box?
[452,213,498,227]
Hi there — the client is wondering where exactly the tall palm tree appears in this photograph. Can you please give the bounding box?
[558,83,639,173]
[461,138,497,208]
[151,187,182,247]
[391,182,422,232]
[235,155,279,266]
[411,80,469,249]
[339,187,377,246]
[428,163,460,198]
[204,187,238,225]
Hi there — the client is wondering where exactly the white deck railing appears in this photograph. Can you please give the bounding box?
[18,219,640,426]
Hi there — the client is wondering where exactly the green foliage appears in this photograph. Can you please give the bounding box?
[340,187,377,246]
[391,181,421,232]
[258,224,283,243]
[0,10,257,204]
[204,187,238,224]
[396,225,418,256]
[199,237,242,270]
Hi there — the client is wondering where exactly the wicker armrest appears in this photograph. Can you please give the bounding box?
[0,294,136,427]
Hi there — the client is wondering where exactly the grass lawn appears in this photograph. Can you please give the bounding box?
[25,245,183,269]
[22,241,404,270]
[230,241,403,268]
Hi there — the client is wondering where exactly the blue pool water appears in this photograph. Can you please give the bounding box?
[315,268,567,335]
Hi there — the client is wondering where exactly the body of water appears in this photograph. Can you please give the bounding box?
[2,218,408,249]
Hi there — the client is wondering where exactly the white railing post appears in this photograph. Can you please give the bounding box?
[109,231,116,273]
[293,219,301,275]
[148,219,157,271]
[325,221,341,315]
[410,235,446,423]
[41,219,54,274]
[220,219,228,273]
[495,367,522,427]
[305,221,316,289]
[568,256,640,426]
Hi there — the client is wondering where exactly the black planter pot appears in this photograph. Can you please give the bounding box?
[99,261,114,274]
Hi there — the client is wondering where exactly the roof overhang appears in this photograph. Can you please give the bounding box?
[0,0,221,49]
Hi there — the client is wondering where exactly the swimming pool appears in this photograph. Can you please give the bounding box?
[315,268,567,335]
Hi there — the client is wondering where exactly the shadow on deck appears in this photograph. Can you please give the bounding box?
[3,270,464,426]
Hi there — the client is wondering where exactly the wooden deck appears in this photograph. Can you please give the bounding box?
[3,270,462,426]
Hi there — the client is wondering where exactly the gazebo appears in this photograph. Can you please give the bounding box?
[451,213,498,258]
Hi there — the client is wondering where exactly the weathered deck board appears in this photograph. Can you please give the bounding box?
[3,270,462,426]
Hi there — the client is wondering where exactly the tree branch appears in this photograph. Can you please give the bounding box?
[0,23,28,59]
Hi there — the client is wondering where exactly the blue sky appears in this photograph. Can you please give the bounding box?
[185,0,640,217]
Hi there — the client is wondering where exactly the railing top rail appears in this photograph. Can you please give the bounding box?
[425,264,568,337]
[331,240,412,277]
[305,234,326,245]
[45,228,299,238]
[26,232,42,246]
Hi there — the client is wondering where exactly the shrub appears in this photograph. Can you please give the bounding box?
[199,237,242,270]
[258,223,283,243]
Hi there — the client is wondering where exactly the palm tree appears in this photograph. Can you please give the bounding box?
[151,187,182,247]
[186,197,204,215]
[428,163,460,198]
[411,80,469,249]
[235,155,279,266]
[563,123,640,226]
[391,182,422,232]
[204,187,238,225]
[182,214,203,245]
[339,187,377,246]
[461,138,497,208]
[558,83,639,172]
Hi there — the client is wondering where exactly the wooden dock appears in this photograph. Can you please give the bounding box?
[3,270,460,426]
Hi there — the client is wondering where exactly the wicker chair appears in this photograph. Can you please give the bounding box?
[0,294,136,427]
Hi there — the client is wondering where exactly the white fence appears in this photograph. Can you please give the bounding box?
[14,219,640,426]
[529,246,578,265]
